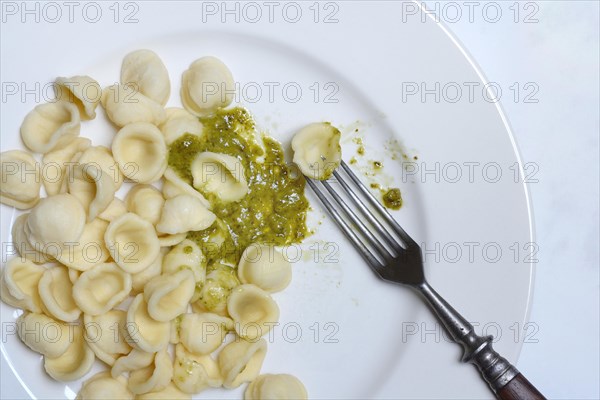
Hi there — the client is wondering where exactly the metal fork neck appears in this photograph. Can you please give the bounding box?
[416,282,519,392]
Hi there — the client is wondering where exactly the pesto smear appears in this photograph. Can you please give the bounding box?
[168,107,309,267]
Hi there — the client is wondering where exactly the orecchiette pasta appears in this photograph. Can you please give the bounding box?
[111,348,154,378]
[76,371,133,400]
[121,49,171,106]
[0,275,25,311]
[16,313,71,358]
[112,122,168,184]
[83,310,131,366]
[291,122,342,180]
[156,194,216,235]
[181,56,235,116]
[0,150,41,209]
[26,193,86,252]
[77,145,124,190]
[170,315,182,344]
[158,232,187,247]
[238,244,292,293]
[128,348,173,395]
[245,374,308,400]
[101,84,166,127]
[41,137,91,196]
[72,262,131,315]
[131,248,165,294]
[104,213,160,273]
[44,324,95,381]
[67,268,81,284]
[55,218,110,271]
[173,343,222,394]
[11,214,52,264]
[126,293,170,353]
[67,163,117,222]
[136,383,191,400]
[143,269,195,322]
[20,101,81,154]
[227,284,279,341]
[217,338,267,389]
[98,197,127,222]
[191,152,248,203]
[194,265,240,316]
[162,167,210,208]
[1,257,45,312]
[4,51,313,397]
[129,248,164,294]
[125,184,165,226]
[55,76,102,120]
[162,239,206,283]
[179,313,233,355]
[159,108,203,145]
[162,179,184,200]
[38,265,81,322]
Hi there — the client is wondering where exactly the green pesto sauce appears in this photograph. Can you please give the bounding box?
[168,107,309,266]
[383,188,403,210]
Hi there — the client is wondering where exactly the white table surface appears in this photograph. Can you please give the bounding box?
[1,1,598,399]
[425,1,599,398]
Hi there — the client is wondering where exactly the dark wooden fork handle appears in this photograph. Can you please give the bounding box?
[496,373,546,400]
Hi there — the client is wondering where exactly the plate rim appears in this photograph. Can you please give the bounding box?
[421,5,537,366]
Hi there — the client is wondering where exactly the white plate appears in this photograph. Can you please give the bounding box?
[0,2,534,399]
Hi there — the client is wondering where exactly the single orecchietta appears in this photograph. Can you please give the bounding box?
[292,122,342,180]
[181,56,235,116]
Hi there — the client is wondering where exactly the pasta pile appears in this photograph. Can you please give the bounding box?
[0,50,310,399]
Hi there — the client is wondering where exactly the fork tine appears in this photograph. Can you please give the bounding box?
[305,178,383,270]
[332,169,400,250]
[340,160,416,246]
[320,179,396,258]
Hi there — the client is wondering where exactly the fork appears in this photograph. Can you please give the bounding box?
[306,160,546,400]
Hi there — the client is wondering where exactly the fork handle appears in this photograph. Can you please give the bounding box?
[417,282,546,399]
[497,374,546,399]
